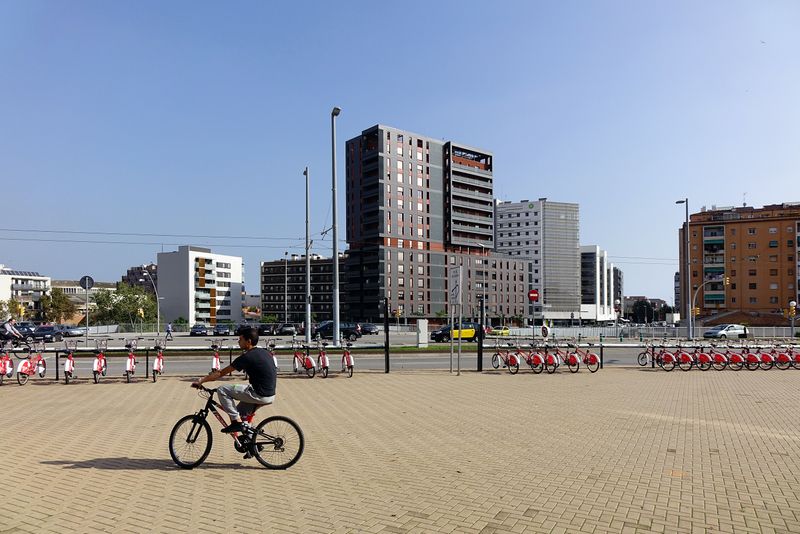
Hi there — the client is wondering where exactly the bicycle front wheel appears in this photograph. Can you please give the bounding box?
[637,352,649,366]
[252,415,304,469]
[169,415,212,469]
[347,365,353,378]
[491,353,500,369]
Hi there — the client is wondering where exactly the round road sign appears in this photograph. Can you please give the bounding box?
[79,275,94,290]
[528,289,539,302]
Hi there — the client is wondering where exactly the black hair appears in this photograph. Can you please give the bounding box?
[239,326,259,346]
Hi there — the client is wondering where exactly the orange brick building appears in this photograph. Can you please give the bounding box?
[678,203,800,324]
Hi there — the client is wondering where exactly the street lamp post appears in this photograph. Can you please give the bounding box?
[284,251,289,324]
[331,106,342,347]
[304,167,312,344]
[790,300,797,338]
[141,267,159,335]
[676,198,691,339]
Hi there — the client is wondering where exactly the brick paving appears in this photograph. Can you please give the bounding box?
[1,367,799,533]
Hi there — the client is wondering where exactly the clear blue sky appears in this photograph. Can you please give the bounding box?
[2,0,799,304]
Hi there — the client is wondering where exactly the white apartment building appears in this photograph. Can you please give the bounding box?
[0,264,51,318]
[580,245,617,323]
[157,246,244,325]
[494,198,580,323]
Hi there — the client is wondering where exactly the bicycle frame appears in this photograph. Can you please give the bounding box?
[316,341,330,378]
[0,342,16,382]
[210,342,221,372]
[342,343,355,377]
[291,341,315,377]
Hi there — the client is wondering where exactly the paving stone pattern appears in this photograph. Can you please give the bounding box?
[1,368,798,533]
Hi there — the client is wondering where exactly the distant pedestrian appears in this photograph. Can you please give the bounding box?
[166,322,174,341]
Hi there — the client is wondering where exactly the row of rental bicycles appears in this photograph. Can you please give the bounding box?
[0,336,356,386]
[637,342,800,371]
[491,340,601,374]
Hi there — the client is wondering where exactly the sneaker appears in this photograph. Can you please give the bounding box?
[221,421,244,434]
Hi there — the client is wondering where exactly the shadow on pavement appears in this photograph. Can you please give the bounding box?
[41,457,260,470]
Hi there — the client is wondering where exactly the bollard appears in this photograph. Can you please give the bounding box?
[619,331,623,342]
[599,343,604,369]
[599,333,604,343]
[145,349,149,377]
[578,332,582,343]
[55,351,60,381]
[639,332,643,342]
[651,346,655,369]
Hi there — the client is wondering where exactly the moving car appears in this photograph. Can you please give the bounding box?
[313,321,362,341]
[430,323,478,342]
[360,323,380,335]
[213,323,235,336]
[274,323,297,336]
[31,325,64,343]
[702,324,748,339]
[489,326,510,336]
[189,324,209,336]
[62,325,87,337]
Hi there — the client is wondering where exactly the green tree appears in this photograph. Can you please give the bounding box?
[0,300,7,320]
[39,288,78,324]
[7,298,24,319]
[92,284,156,326]
[631,300,654,323]
[261,314,278,323]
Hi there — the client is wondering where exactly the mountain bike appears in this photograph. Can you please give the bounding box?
[152,338,165,382]
[63,340,78,384]
[341,342,355,377]
[17,341,46,385]
[169,384,304,470]
[92,338,109,383]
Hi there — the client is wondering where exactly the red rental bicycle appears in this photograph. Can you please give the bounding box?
[291,339,316,378]
[341,342,355,378]
[152,338,165,382]
[17,341,46,385]
[92,338,109,383]
[63,340,78,384]
[0,340,25,385]
[491,341,520,374]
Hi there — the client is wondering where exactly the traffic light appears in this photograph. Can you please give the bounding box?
[724,276,731,286]
[692,307,700,317]
[790,302,797,318]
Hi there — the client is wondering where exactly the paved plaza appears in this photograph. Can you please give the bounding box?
[1,367,799,533]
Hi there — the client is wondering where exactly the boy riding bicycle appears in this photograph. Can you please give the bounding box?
[191,326,276,434]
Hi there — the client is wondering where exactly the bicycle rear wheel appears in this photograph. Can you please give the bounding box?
[347,365,353,378]
[491,353,500,369]
[252,415,304,469]
[637,352,649,366]
[169,415,212,469]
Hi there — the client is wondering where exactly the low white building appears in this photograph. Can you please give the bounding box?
[0,264,51,319]
[157,246,244,326]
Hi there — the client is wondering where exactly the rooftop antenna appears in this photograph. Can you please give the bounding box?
[743,192,747,207]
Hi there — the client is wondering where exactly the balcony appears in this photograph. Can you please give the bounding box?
[452,198,494,213]
[451,222,494,236]
[703,254,725,265]
[450,173,493,191]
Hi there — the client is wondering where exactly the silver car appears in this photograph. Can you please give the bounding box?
[702,324,747,339]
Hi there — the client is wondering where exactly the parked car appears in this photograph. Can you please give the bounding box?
[274,323,297,336]
[213,323,235,336]
[360,323,380,335]
[430,323,478,343]
[257,323,277,336]
[313,321,362,341]
[62,325,87,337]
[489,326,511,336]
[31,325,64,343]
[702,324,748,339]
[189,324,209,336]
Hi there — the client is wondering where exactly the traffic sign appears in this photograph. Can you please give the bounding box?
[528,289,539,302]
[79,275,94,290]
[449,266,462,304]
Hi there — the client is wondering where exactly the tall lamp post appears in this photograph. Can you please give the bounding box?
[676,198,691,339]
[284,251,289,324]
[304,167,312,344]
[331,106,342,347]
[141,267,160,335]
[790,300,797,338]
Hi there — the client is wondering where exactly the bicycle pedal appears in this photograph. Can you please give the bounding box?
[243,451,253,459]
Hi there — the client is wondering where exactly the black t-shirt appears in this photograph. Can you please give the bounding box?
[231,347,277,397]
